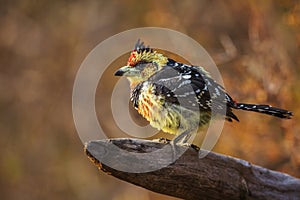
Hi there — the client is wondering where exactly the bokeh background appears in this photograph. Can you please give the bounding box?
[1,0,300,199]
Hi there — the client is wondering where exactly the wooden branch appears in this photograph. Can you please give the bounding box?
[84,138,300,200]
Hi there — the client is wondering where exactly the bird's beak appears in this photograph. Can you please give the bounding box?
[114,66,139,77]
[114,66,126,76]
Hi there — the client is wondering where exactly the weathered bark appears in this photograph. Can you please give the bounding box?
[85,138,300,200]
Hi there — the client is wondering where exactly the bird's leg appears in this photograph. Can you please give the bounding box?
[170,129,196,160]
[172,129,196,146]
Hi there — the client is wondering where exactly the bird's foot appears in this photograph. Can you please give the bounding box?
[169,140,189,162]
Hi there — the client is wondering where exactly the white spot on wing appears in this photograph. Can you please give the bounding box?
[214,88,220,96]
[182,74,191,79]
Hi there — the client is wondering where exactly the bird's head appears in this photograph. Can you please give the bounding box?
[115,40,168,87]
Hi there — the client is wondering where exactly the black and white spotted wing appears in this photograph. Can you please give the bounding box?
[147,59,239,121]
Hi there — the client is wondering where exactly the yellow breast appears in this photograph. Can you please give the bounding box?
[136,83,181,135]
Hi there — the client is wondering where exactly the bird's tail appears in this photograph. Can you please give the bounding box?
[235,103,292,119]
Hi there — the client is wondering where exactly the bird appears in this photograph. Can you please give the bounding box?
[114,39,292,145]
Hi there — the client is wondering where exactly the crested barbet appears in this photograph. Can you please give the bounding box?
[114,40,292,144]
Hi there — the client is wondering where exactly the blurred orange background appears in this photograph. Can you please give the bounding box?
[1,0,300,199]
